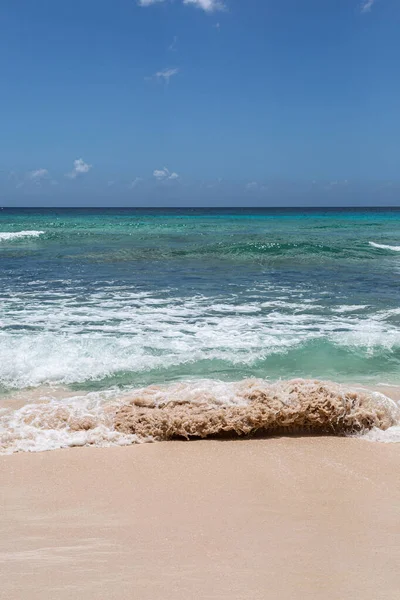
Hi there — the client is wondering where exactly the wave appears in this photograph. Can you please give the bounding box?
[1,379,398,454]
[2,287,400,389]
[369,242,400,252]
[71,241,349,264]
[0,230,45,241]
[0,228,389,263]
[332,305,369,313]
[2,329,400,391]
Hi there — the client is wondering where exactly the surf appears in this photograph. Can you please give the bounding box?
[1,379,399,454]
[369,241,400,251]
[0,230,45,241]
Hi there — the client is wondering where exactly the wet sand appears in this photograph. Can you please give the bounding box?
[1,437,400,599]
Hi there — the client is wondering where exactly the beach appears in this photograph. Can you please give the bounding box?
[3,0,400,594]
[1,437,400,599]
[1,208,400,597]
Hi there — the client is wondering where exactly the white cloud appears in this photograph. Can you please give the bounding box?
[153,167,179,181]
[138,0,164,5]
[361,0,375,12]
[154,169,167,180]
[29,168,49,180]
[183,0,224,12]
[153,67,179,84]
[66,158,92,179]
[138,0,225,12]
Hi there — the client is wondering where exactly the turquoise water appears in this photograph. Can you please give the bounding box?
[1,207,400,392]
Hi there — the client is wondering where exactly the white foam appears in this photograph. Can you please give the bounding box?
[332,305,369,314]
[362,426,400,443]
[369,241,400,252]
[0,390,139,454]
[0,379,262,454]
[1,286,400,388]
[0,230,44,241]
[1,379,399,454]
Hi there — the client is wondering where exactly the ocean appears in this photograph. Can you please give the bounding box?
[1,207,400,452]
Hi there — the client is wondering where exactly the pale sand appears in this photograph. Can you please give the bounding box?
[1,438,400,599]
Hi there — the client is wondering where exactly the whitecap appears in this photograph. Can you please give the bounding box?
[0,230,45,241]
[332,305,369,314]
[369,241,400,252]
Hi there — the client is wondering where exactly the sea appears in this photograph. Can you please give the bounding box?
[1,207,400,453]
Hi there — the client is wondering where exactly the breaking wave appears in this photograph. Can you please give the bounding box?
[369,242,400,252]
[1,379,399,454]
[0,230,45,241]
[2,285,400,390]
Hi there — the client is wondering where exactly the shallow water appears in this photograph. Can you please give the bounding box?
[1,207,400,451]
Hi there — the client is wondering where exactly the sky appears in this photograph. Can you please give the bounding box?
[1,0,400,206]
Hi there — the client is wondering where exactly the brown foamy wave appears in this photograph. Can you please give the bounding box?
[115,379,398,440]
[1,379,399,454]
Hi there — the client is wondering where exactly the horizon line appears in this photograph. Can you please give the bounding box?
[1,205,400,210]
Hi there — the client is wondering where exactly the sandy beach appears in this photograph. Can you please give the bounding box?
[1,437,399,599]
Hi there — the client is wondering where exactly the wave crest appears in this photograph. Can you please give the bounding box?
[369,242,400,252]
[115,379,396,440]
[2,379,397,454]
[0,230,45,241]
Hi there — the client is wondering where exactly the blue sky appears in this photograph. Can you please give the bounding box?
[1,0,399,206]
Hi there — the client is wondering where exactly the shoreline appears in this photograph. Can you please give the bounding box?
[1,378,400,454]
[1,437,400,599]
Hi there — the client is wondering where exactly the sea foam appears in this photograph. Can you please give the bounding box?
[2,286,400,389]
[1,379,398,454]
[0,230,44,241]
[369,241,400,252]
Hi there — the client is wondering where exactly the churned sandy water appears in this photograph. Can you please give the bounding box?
[1,379,400,454]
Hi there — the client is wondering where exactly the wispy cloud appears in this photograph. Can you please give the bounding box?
[325,179,349,191]
[28,168,49,181]
[66,158,92,179]
[153,167,179,181]
[152,67,179,84]
[206,177,223,189]
[138,0,225,12]
[360,0,376,13]
[129,177,143,188]
[169,36,178,51]
[245,181,268,193]
[8,170,24,188]
[138,0,164,6]
[183,0,225,12]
